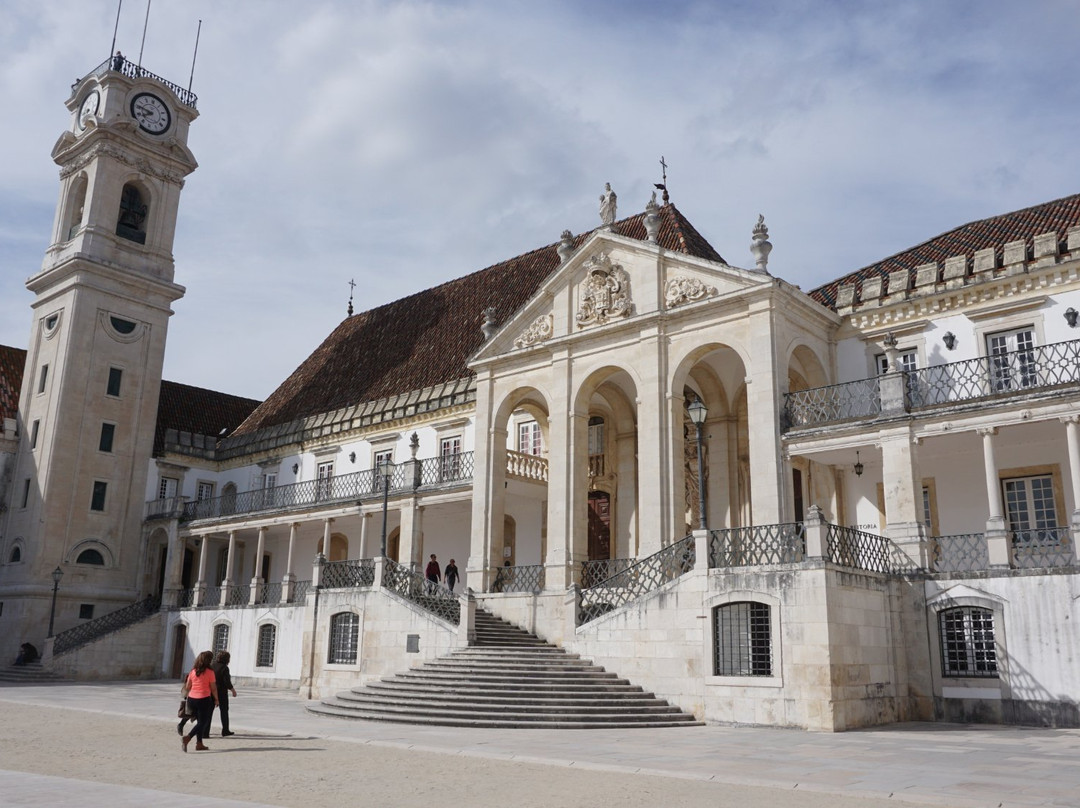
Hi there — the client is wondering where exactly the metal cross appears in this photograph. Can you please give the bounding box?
[347,278,356,317]
[658,156,670,204]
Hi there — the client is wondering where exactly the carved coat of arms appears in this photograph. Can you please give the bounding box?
[576,252,632,326]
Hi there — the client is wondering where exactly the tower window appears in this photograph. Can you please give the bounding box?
[38,364,49,394]
[99,423,115,453]
[20,479,30,509]
[106,367,123,397]
[9,547,22,563]
[116,184,148,244]
[109,316,137,335]
[30,420,40,449]
[91,481,108,511]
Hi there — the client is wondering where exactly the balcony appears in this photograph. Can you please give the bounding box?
[784,337,1080,430]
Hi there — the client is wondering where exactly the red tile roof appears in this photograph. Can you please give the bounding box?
[154,380,261,455]
[808,193,1080,308]
[233,204,724,435]
[0,345,27,423]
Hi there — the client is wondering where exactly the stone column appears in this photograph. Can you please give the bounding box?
[358,512,371,559]
[221,530,237,607]
[1062,416,1080,526]
[978,427,1010,567]
[282,522,299,602]
[193,533,209,607]
[399,498,423,572]
[635,331,669,556]
[466,370,505,592]
[803,504,827,559]
[543,359,576,589]
[321,517,333,560]
[744,303,785,524]
[249,526,267,605]
[162,522,185,595]
[880,427,929,568]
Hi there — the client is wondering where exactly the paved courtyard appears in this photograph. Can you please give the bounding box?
[0,681,1077,807]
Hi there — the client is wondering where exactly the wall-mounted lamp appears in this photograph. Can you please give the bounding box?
[942,332,957,351]
[854,450,864,478]
[349,451,357,464]
[1065,308,1078,328]
[292,463,299,474]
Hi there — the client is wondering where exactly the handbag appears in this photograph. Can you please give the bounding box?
[177,700,188,718]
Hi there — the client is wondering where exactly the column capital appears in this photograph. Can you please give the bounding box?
[976,426,998,438]
[1060,415,1080,425]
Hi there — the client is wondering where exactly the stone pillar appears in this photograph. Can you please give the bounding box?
[358,512,371,559]
[693,529,711,571]
[283,522,299,602]
[193,534,209,606]
[880,428,930,567]
[803,504,826,559]
[979,427,1010,567]
[1062,416,1080,525]
[467,369,506,592]
[249,526,267,605]
[457,588,477,648]
[399,498,422,572]
[878,333,907,415]
[745,303,785,524]
[321,518,333,560]
[635,335,669,556]
[163,522,185,594]
[542,362,576,589]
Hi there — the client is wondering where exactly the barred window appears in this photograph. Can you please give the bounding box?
[714,601,772,676]
[940,607,998,678]
[328,612,360,664]
[212,623,230,653]
[256,624,276,668]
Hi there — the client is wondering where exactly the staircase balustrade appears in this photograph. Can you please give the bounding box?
[52,595,160,655]
[381,559,460,624]
[578,535,695,624]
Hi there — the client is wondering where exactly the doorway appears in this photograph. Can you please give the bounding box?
[588,491,612,561]
[169,624,187,679]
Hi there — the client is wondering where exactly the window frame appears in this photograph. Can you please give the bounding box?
[517,420,543,456]
[98,422,116,453]
[327,611,361,665]
[212,622,230,654]
[37,364,49,394]
[106,367,123,397]
[30,419,40,450]
[705,592,782,688]
[90,480,108,512]
[938,606,999,679]
[255,623,277,669]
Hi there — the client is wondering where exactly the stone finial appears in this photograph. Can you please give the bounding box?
[883,331,900,372]
[410,432,419,458]
[557,229,575,264]
[599,183,617,227]
[481,306,498,340]
[750,214,772,272]
[643,191,660,243]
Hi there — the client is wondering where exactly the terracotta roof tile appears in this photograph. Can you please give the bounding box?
[0,345,27,423]
[809,193,1080,308]
[154,380,261,455]
[233,204,724,435]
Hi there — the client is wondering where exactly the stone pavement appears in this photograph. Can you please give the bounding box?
[1,680,1079,807]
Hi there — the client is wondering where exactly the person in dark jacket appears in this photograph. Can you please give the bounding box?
[211,650,237,737]
[444,559,459,592]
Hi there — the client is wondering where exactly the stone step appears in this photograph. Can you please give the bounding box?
[391,670,631,686]
[334,691,679,712]
[324,696,688,719]
[362,680,648,697]
[0,663,67,683]
[421,658,606,673]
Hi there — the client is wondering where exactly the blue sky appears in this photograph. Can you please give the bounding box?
[2,0,1079,399]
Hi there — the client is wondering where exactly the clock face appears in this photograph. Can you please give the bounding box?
[130,92,171,134]
[78,90,99,130]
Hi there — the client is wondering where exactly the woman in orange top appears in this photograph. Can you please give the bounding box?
[181,650,218,751]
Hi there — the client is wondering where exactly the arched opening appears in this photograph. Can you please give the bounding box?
[8,545,22,563]
[386,527,400,562]
[317,532,349,562]
[116,182,149,244]
[76,548,105,565]
[66,174,88,240]
[221,483,238,516]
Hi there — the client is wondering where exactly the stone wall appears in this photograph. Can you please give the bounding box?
[47,612,165,680]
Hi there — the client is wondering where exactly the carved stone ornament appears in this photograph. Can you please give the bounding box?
[576,252,632,327]
[514,314,553,349]
[664,276,717,308]
[59,141,185,185]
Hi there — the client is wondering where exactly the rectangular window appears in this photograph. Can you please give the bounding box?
[38,364,49,394]
[328,612,360,664]
[517,421,542,455]
[158,476,178,500]
[78,604,95,620]
[714,601,772,677]
[21,479,30,509]
[213,623,230,653]
[99,423,115,453]
[90,481,108,511]
[440,436,462,480]
[256,624,276,668]
[987,327,1037,392]
[372,450,392,493]
[316,461,334,499]
[106,367,123,397]
[875,349,917,375]
[30,420,40,449]
[196,482,215,501]
[940,607,998,677]
[262,473,277,489]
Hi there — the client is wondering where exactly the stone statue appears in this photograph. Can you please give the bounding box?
[599,183,617,226]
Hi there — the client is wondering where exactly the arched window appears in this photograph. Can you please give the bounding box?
[316,533,348,562]
[66,175,88,240]
[256,623,276,668]
[8,546,22,563]
[221,483,238,516]
[116,183,148,244]
[212,623,230,653]
[327,612,359,664]
[713,601,772,676]
[939,607,998,678]
[76,548,105,566]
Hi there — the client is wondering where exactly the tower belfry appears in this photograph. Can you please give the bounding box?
[0,54,199,655]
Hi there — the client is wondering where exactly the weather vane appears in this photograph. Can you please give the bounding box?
[347,278,356,317]
[655,156,669,204]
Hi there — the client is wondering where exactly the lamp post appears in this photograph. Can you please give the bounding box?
[687,398,709,530]
[379,460,395,557]
[47,565,63,638]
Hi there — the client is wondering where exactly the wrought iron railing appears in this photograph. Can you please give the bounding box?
[225,584,251,607]
[201,584,222,608]
[708,523,806,567]
[163,588,195,610]
[506,451,549,482]
[582,558,635,588]
[86,54,198,108]
[932,533,989,573]
[53,595,160,655]
[1011,527,1076,569]
[321,559,376,589]
[579,535,695,624]
[825,525,892,574]
[381,559,460,623]
[491,564,545,593]
[145,496,186,520]
[783,377,882,428]
[418,453,475,486]
[259,581,283,605]
[291,580,312,603]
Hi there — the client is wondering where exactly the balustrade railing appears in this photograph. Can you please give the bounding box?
[145,496,186,520]
[163,588,195,610]
[491,564,545,593]
[1011,527,1076,569]
[259,581,283,605]
[53,595,160,655]
[825,525,893,574]
[321,559,376,589]
[85,54,198,108]
[783,377,882,428]
[418,453,475,486]
[381,559,460,623]
[201,585,222,608]
[291,580,312,603]
[506,451,549,482]
[932,533,989,573]
[708,523,805,567]
[582,558,635,588]
[225,584,251,607]
[579,535,695,624]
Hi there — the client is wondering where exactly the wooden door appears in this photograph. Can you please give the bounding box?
[588,491,611,561]
[169,624,187,679]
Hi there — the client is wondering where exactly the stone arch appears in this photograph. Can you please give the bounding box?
[787,343,829,393]
[68,538,114,567]
[6,538,25,565]
[116,179,151,244]
[317,532,349,562]
[64,172,88,240]
[221,482,238,515]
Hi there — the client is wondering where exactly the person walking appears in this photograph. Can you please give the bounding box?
[425,554,441,593]
[181,650,218,752]
[211,650,237,737]
[444,559,459,592]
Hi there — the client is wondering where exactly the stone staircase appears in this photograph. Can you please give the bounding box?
[0,661,68,684]
[309,609,702,729]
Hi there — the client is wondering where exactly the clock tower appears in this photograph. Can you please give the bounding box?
[0,55,198,659]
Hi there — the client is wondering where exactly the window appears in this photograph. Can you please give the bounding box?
[106,367,122,397]
[196,482,215,501]
[713,602,772,677]
[158,476,178,500]
[38,364,49,394]
[328,612,360,664]
[987,327,1037,392]
[256,624,276,668]
[372,450,392,493]
[21,479,30,509]
[440,436,462,480]
[213,623,230,653]
[90,481,107,511]
[30,420,40,450]
[76,549,105,565]
[258,473,277,508]
[876,349,920,404]
[588,416,605,476]
[78,604,95,620]
[262,473,277,489]
[9,546,22,563]
[518,421,542,455]
[109,316,136,335]
[99,423,115,453]
[1003,474,1058,541]
[316,461,334,499]
[939,607,998,677]
[116,183,148,244]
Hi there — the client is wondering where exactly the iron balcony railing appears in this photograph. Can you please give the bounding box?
[225,584,251,607]
[932,533,989,573]
[145,496,187,520]
[581,558,635,588]
[53,595,160,655]
[579,535,695,624]
[491,563,545,593]
[381,558,460,624]
[1011,527,1075,569]
[783,337,1080,430]
[321,559,376,589]
[824,524,894,574]
[292,580,312,603]
[708,523,806,567]
[260,581,283,605]
[83,54,198,108]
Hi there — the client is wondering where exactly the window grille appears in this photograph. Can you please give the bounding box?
[713,601,772,676]
[212,623,230,653]
[940,607,998,677]
[256,624,276,668]
[328,612,359,664]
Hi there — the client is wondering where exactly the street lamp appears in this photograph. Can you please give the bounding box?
[47,565,63,638]
[379,460,395,557]
[687,398,709,531]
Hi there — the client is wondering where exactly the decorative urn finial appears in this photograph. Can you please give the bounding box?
[644,191,660,243]
[410,432,420,458]
[481,307,499,340]
[749,214,772,272]
[557,229,575,264]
